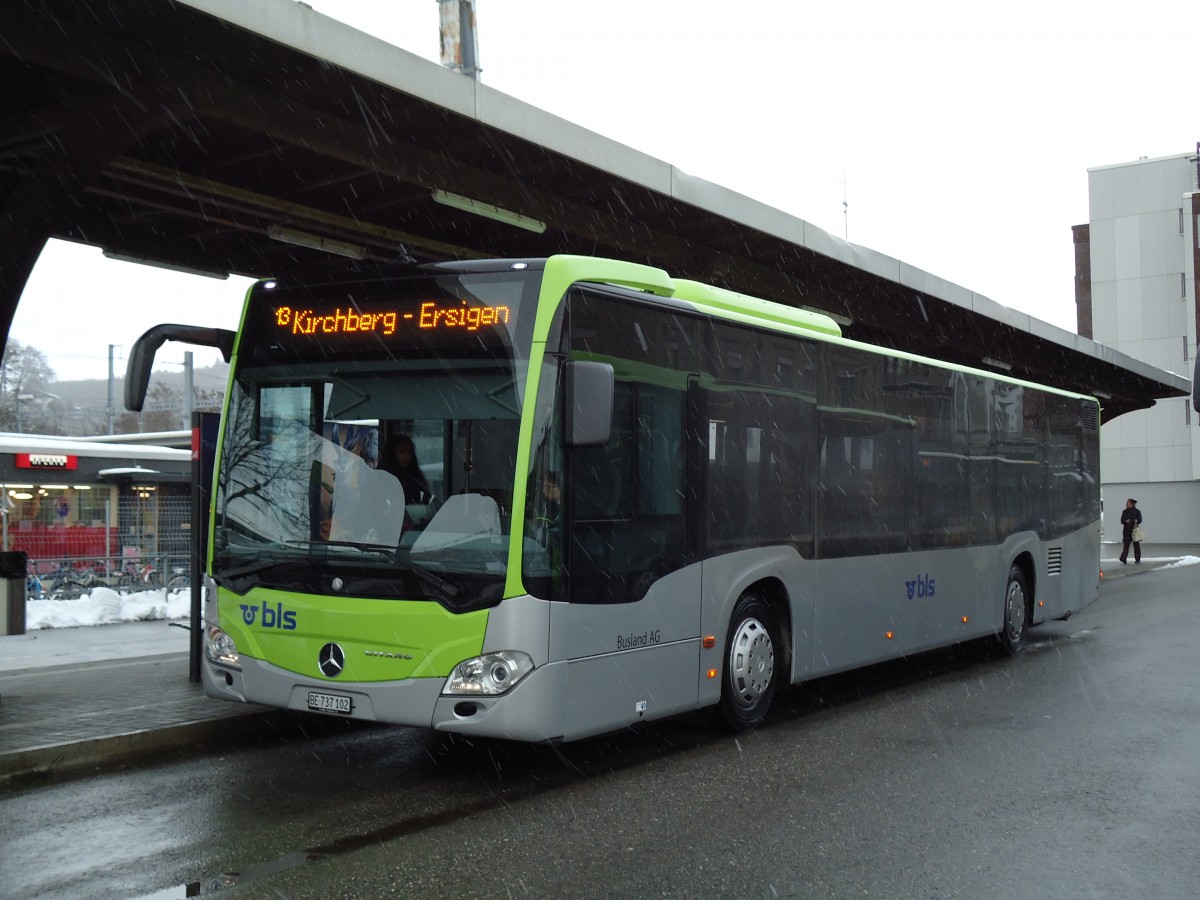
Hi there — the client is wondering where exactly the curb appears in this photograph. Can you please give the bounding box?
[1101,560,1178,581]
[0,707,288,787]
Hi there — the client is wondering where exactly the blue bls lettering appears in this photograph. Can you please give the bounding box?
[239,602,297,630]
[905,574,936,600]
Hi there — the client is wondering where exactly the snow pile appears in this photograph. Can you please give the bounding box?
[26,586,191,630]
[1164,555,1200,570]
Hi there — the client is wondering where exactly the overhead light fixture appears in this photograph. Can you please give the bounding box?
[431,189,547,234]
[98,466,160,479]
[980,357,1012,372]
[103,251,229,280]
[267,225,367,260]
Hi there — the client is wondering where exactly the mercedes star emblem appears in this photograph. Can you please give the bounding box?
[318,642,345,678]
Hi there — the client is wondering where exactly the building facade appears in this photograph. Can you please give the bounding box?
[1075,150,1200,543]
[0,433,191,576]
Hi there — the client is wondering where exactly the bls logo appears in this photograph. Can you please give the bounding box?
[905,574,936,600]
[238,602,298,630]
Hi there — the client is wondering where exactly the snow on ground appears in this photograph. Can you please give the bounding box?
[26,587,191,630]
[1163,556,1200,570]
[1101,555,1200,567]
[1099,555,1200,578]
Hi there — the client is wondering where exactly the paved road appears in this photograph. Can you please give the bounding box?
[3,561,1197,899]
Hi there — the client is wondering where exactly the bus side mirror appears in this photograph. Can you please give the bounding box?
[565,360,614,448]
[125,324,236,412]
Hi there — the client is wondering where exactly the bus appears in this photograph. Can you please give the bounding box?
[127,255,1101,742]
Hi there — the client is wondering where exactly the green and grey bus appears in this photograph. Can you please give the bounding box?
[129,255,1101,741]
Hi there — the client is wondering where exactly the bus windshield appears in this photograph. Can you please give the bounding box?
[211,265,541,611]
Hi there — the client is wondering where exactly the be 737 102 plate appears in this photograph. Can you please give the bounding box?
[307,690,352,714]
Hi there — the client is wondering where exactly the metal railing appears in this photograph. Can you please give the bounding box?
[25,554,190,600]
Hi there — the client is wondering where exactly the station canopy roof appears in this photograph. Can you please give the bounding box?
[0,0,1189,420]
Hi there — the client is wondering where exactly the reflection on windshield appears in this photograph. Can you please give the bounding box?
[213,366,523,604]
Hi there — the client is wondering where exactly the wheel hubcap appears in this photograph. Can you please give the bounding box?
[1006,581,1026,642]
[729,617,774,707]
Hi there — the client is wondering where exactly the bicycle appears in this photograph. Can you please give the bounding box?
[166,566,190,591]
[45,561,102,601]
[117,561,161,591]
[26,570,45,600]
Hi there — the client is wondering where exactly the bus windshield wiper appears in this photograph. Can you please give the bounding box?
[283,539,397,560]
[404,561,463,603]
[220,540,396,582]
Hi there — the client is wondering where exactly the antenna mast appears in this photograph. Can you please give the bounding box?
[438,0,481,79]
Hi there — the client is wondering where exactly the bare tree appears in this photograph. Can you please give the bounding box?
[0,340,57,432]
[143,381,183,432]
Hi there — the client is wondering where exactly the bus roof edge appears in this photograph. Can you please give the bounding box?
[670,279,843,337]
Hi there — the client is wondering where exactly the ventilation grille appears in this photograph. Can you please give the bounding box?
[1047,547,1063,576]
[1081,403,1099,433]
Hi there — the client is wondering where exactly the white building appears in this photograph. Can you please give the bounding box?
[1075,150,1200,543]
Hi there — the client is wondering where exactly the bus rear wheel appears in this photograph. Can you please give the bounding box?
[719,591,779,732]
[998,564,1029,656]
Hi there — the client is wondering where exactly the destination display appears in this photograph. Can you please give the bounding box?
[242,291,523,364]
[238,268,539,365]
[271,299,511,338]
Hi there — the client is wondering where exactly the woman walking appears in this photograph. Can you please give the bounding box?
[1119,498,1143,564]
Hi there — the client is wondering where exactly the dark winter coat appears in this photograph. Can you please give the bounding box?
[1120,506,1143,542]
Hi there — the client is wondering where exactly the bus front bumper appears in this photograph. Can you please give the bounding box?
[202,654,566,741]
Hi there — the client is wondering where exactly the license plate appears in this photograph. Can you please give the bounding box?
[307,690,352,715]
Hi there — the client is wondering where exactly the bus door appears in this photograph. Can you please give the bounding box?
[550,376,702,740]
[699,378,817,689]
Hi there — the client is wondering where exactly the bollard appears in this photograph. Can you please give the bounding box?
[0,550,28,636]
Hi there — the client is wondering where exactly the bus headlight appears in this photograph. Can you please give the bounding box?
[443,651,534,696]
[206,626,241,669]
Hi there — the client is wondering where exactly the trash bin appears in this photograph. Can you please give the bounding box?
[0,550,27,636]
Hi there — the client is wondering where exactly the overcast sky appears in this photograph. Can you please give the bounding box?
[9,0,1197,382]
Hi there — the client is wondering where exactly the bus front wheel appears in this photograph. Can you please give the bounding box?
[719,590,779,732]
[998,564,1029,656]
